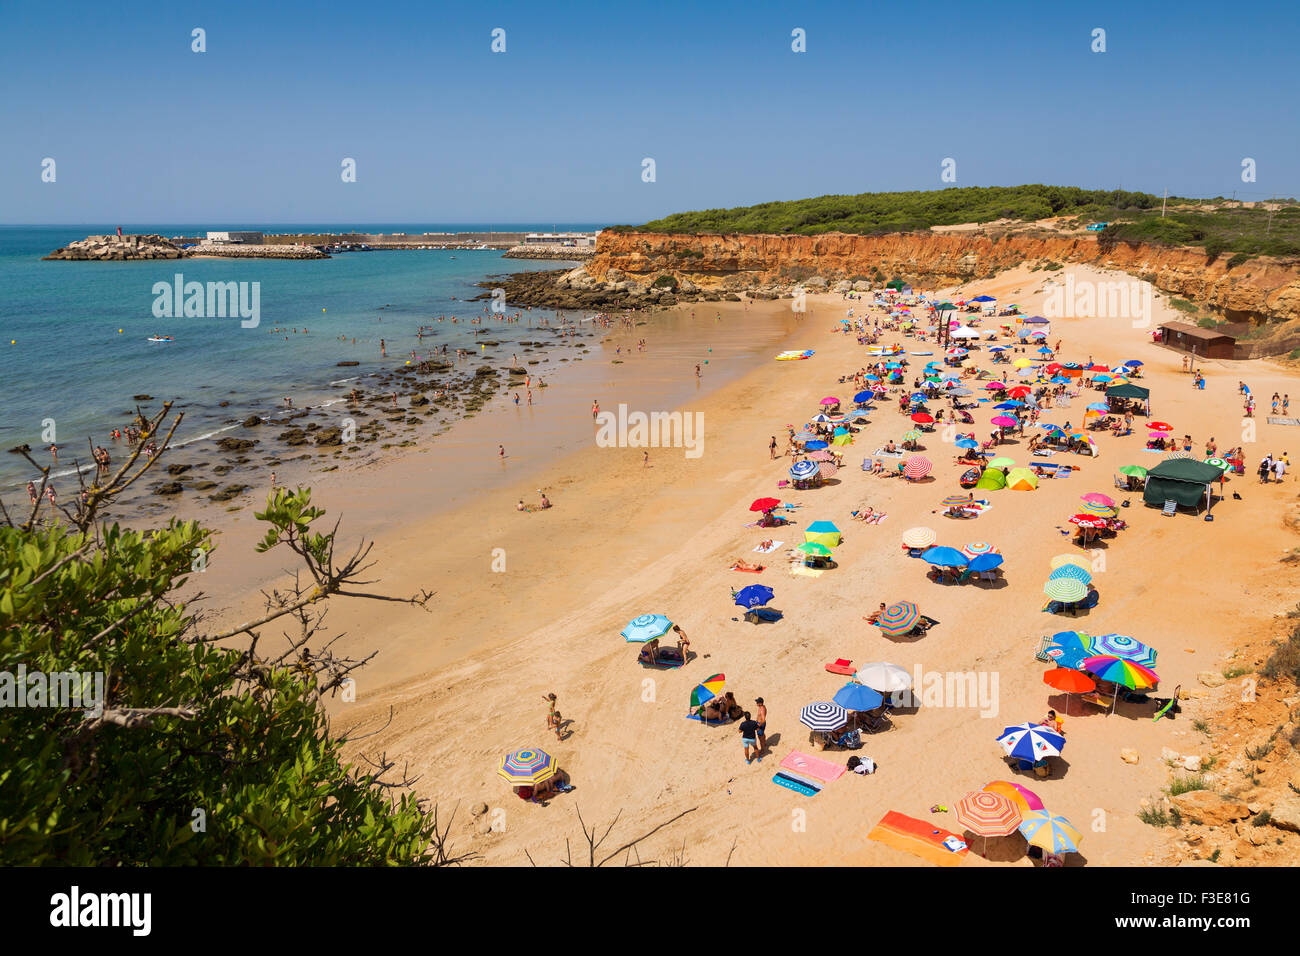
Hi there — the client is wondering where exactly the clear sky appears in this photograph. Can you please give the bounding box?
[2,0,1297,225]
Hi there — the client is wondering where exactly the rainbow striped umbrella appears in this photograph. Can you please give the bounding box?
[1048,564,1093,585]
[1018,810,1083,854]
[941,492,976,507]
[961,541,999,558]
[1050,553,1092,572]
[878,601,920,636]
[983,780,1045,814]
[1081,655,1158,690]
[690,673,726,708]
[956,789,1023,837]
[1043,578,1087,602]
[903,456,933,479]
[620,613,674,643]
[498,748,558,785]
[1091,633,1157,667]
[902,527,937,549]
[997,722,1066,761]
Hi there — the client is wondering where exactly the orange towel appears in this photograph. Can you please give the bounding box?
[867,811,968,867]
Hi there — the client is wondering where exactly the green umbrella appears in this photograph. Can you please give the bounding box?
[1204,457,1230,471]
[1118,465,1147,477]
[1044,579,1088,602]
[796,542,832,557]
[989,456,1016,468]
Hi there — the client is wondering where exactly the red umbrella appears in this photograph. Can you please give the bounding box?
[1007,386,1032,398]
[1148,422,1172,432]
[903,456,933,479]
[1069,514,1106,528]
[911,412,935,424]
[749,497,781,512]
[1043,668,1095,693]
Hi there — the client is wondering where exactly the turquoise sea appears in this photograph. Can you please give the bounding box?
[0,224,599,488]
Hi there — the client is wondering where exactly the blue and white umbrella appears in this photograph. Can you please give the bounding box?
[620,613,673,643]
[1048,564,1093,585]
[790,460,818,480]
[733,584,774,609]
[799,701,850,731]
[997,722,1066,761]
[1091,633,1157,667]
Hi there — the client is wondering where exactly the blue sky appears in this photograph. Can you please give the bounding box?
[2,0,1297,225]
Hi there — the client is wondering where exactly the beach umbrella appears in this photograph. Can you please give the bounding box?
[941,492,976,507]
[1007,386,1032,397]
[1018,810,1083,855]
[733,585,774,609]
[997,722,1066,761]
[1118,465,1147,478]
[1043,578,1087,602]
[804,521,841,547]
[903,456,933,479]
[1050,553,1092,571]
[807,450,835,462]
[1078,501,1116,518]
[902,429,922,443]
[817,460,840,479]
[956,790,1023,845]
[984,382,1007,390]
[853,390,874,403]
[991,416,1018,428]
[621,613,674,643]
[854,662,913,693]
[820,396,841,406]
[877,601,920,637]
[1093,374,1113,383]
[1043,667,1096,693]
[1148,421,1172,431]
[910,412,935,424]
[1006,468,1039,491]
[690,673,726,708]
[983,780,1045,814]
[955,437,979,449]
[804,440,829,451]
[793,430,817,440]
[989,456,1016,468]
[902,527,937,549]
[498,748,558,785]
[1125,360,1144,368]
[961,541,998,558]
[1044,631,1092,669]
[1080,492,1116,507]
[1081,655,1158,690]
[949,387,974,397]
[1204,457,1231,471]
[1048,563,1093,584]
[921,546,968,568]
[799,701,850,732]
[809,413,835,424]
[971,295,996,303]
[1085,403,1110,412]
[994,401,1025,410]
[789,460,818,480]
[968,552,1004,572]
[1165,450,1198,461]
[1013,358,1034,369]
[833,682,884,712]
[1091,633,1157,667]
[749,497,781,513]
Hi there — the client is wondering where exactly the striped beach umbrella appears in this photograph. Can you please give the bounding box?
[799,701,850,732]
[956,789,1023,837]
[902,429,922,443]
[790,460,818,480]
[903,456,933,479]
[497,748,558,785]
[961,541,998,558]
[1068,514,1106,529]
[1048,563,1093,585]
[1018,810,1083,854]
[902,527,937,549]
[1080,492,1116,507]
[1050,553,1092,572]
[1091,633,1157,667]
[807,450,835,462]
[941,493,976,507]
[878,601,920,637]
[690,673,726,707]
[853,661,913,693]
[997,722,1066,761]
[1043,578,1087,602]
[620,613,673,643]
[1081,655,1158,690]
[983,780,1045,814]
[1078,501,1117,518]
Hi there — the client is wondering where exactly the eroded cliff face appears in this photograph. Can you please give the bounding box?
[584,230,1300,324]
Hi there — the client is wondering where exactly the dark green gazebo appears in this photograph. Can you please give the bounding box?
[1142,458,1223,512]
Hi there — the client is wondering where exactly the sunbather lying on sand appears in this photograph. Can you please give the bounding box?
[730,559,764,571]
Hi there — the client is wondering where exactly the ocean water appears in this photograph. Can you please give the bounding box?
[0,225,595,488]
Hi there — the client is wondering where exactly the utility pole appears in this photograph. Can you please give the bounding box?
[1161,188,1167,218]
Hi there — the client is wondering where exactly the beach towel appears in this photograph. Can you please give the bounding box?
[791,565,824,578]
[685,713,729,725]
[772,771,821,797]
[754,540,783,554]
[780,750,846,783]
[867,811,969,867]
[825,658,855,675]
[730,564,764,573]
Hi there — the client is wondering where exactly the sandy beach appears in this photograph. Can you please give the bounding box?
[189,264,1300,867]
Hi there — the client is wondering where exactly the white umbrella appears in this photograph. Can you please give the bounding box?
[854,662,913,693]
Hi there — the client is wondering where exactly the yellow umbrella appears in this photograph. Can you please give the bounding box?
[1013,358,1033,368]
[1050,553,1091,571]
[902,527,937,549]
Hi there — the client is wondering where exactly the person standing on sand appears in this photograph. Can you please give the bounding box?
[769,435,778,459]
[672,624,690,661]
[695,364,701,379]
[592,399,599,419]
[739,712,761,764]
[544,693,562,741]
[755,697,768,753]
[499,444,505,461]
[643,450,649,468]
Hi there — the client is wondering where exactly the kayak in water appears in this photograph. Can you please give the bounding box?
[147,335,174,343]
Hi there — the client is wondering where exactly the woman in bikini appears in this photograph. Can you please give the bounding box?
[544,693,562,740]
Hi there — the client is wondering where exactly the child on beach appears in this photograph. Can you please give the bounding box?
[544,693,563,741]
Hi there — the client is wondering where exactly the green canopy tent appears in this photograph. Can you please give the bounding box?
[1143,458,1223,512]
[1106,382,1151,415]
[886,279,908,292]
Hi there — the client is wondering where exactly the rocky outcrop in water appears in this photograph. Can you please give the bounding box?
[44,234,184,260]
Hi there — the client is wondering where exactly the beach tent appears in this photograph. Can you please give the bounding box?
[804,521,842,548]
[975,468,1007,491]
[1006,468,1039,491]
[1142,458,1222,511]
